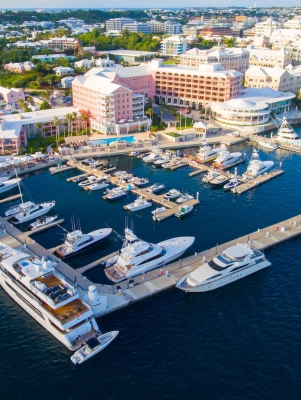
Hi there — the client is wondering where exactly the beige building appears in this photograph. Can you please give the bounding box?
[245,65,301,93]
[180,46,250,73]
[248,47,292,68]
[254,17,283,37]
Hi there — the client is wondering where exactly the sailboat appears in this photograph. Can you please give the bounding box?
[7,169,55,224]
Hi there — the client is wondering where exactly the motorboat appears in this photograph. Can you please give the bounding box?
[242,150,274,179]
[209,174,230,186]
[104,227,195,282]
[101,164,115,171]
[114,170,127,177]
[175,205,193,218]
[79,176,99,187]
[9,200,55,224]
[129,151,140,156]
[176,243,271,292]
[153,155,171,166]
[71,331,119,365]
[134,178,149,187]
[103,187,128,201]
[152,207,167,221]
[164,189,182,200]
[212,151,244,169]
[84,181,109,191]
[0,246,106,351]
[81,158,96,166]
[0,177,21,194]
[147,183,165,194]
[55,226,112,259]
[202,171,219,183]
[162,159,183,169]
[124,196,152,212]
[142,147,162,163]
[275,117,301,143]
[120,173,134,182]
[257,140,278,150]
[176,194,194,204]
[223,168,242,191]
[5,204,21,217]
[196,142,226,163]
[27,215,58,231]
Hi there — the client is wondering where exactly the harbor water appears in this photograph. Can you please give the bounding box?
[0,136,301,399]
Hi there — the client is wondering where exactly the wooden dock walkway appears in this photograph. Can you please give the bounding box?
[76,251,119,275]
[170,162,189,171]
[50,165,76,175]
[0,194,21,204]
[66,173,90,183]
[232,169,284,194]
[24,219,65,236]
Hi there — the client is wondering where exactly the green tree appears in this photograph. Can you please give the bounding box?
[40,101,51,110]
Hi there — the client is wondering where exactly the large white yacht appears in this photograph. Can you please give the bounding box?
[176,243,271,292]
[242,150,274,179]
[8,200,55,224]
[55,227,112,259]
[104,228,195,282]
[276,117,301,143]
[0,177,22,194]
[0,244,103,350]
[196,142,226,163]
[142,146,162,163]
[212,151,244,169]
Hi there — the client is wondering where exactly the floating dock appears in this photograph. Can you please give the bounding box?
[0,194,21,204]
[231,169,284,194]
[50,165,76,175]
[66,173,91,183]
[24,219,65,236]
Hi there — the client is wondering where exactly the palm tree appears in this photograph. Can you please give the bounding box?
[65,113,72,136]
[71,112,78,135]
[53,116,59,142]
[146,107,153,120]
[82,114,88,135]
[61,119,68,138]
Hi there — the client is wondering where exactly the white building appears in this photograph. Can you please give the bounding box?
[164,21,183,35]
[53,66,74,76]
[161,36,188,56]
[248,47,292,68]
[211,87,295,129]
[122,22,152,34]
[39,36,79,50]
[61,76,75,88]
[254,17,283,36]
[74,57,116,70]
[284,18,301,30]
[148,20,165,33]
[105,18,135,32]
[286,39,301,65]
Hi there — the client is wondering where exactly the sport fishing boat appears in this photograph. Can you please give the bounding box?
[242,150,274,179]
[103,187,128,201]
[275,117,301,143]
[104,228,195,282]
[55,224,112,259]
[8,200,55,224]
[0,177,22,194]
[257,140,278,150]
[175,205,193,218]
[142,146,162,163]
[196,142,226,163]
[152,207,167,221]
[71,331,119,365]
[27,215,58,231]
[176,243,271,292]
[164,189,182,200]
[147,183,165,194]
[0,245,106,352]
[124,196,152,212]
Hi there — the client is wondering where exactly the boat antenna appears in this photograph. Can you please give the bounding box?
[77,218,81,232]
[14,168,24,204]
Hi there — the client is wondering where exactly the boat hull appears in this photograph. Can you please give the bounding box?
[177,259,271,292]
[9,204,55,224]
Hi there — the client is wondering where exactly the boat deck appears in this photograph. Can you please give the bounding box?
[42,298,89,324]
[34,274,62,287]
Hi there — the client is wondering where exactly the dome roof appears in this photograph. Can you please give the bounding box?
[226,99,256,109]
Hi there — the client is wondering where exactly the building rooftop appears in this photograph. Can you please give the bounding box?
[101,50,158,56]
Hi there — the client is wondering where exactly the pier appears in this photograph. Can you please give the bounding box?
[0,194,21,204]
[231,169,284,194]
[24,219,65,236]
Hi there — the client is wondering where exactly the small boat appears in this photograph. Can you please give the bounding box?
[147,183,165,194]
[49,163,68,174]
[175,205,193,218]
[101,164,114,171]
[27,215,58,231]
[143,146,162,163]
[129,151,140,156]
[176,194,194,204]
[162,159,182,169]
[257,140,278,150]
[5,204,21,217]
[164,189,182,200]
[223,168,242,191]
[71,331,119,365]
[202,171,219,183]
[114,170,127,177]
[103,187,128,201]
[84,181,109,191]
[209,174,230,186]
[79,176,98,187]
[153,155,171,166]
[124,196,152,212]
[134,178,149,187]
[152,207,167,221]
[81,158,95,166]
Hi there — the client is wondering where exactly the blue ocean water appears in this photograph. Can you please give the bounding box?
[0,135,301,399]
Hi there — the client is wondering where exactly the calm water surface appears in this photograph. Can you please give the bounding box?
[0,134,301,400]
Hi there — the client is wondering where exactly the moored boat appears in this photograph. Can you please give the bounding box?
[175,205,193,218]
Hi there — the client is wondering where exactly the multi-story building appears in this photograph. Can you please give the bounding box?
[161,36,188,56]
[180,46,250,73]
[245,65,301,93]
[72,68,152,135]
[163,21,183,35]
[198,26,233,37]
[59,18,85,28]
[148,20,165,33]
[150,59,242,109]
[248,47,292,68]
[284,17,301,30]
[254,17,283,36]
[0,86,25,104]
[105,18,135,32]
[122,22,152,34]
[286,39,301,65]
[4,61,35,73]
[39,36,79,50]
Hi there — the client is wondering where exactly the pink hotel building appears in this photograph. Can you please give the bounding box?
[72,59,243,134]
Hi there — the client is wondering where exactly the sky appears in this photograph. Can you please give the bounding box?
[1,0,300,9]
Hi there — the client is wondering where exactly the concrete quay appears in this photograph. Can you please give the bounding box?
[232,169,284,194]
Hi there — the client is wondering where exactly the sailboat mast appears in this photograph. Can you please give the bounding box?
[15,168,23,204]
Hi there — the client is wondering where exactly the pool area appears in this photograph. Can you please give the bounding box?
[89,136,136,146]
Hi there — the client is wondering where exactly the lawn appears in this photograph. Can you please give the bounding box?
[165,132,183,138]
[176,117,194,130]
[163,59,180,65]
[26,134,63,154]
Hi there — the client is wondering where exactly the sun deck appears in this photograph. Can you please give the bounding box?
[42,298,89,324]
